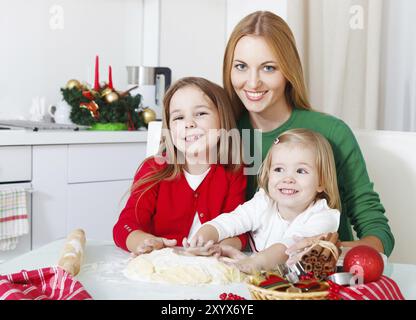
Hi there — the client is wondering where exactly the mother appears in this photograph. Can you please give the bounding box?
[222,11,394,256]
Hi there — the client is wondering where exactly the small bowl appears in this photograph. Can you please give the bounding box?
[327,272,354,286]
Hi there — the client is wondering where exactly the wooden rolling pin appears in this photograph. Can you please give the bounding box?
[57,229,86,276]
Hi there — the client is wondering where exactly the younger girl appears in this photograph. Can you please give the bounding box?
[186,128,341,273]
[113,77,248,255]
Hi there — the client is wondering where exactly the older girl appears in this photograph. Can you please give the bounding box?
[113,77,247,255]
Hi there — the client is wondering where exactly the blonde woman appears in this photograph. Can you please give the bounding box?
[187,129,341,273]
[222,11,394,256]
[113,77,248,255]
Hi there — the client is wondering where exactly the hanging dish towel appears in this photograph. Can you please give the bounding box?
[0,267,93,300]
[0,188,29,251]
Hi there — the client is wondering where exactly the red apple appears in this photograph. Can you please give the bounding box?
[343,245,384,283]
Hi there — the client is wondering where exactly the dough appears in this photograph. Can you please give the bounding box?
[126,254,154,276]
[124,248,244,285]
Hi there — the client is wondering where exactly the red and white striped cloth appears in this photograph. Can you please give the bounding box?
[328,275,405,300]
[0,267,92,300]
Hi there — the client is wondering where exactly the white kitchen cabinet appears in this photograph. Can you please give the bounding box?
[31,142,146,249]
[0,146,33,262]
[0,146,32,182]
[31,145,69,249]
[67,143,145,183]
[0,131,148,260]
[67,180,132,242]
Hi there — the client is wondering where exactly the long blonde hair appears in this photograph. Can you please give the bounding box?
[223,11,311,120]
[130,77,243,207]
[258,128,341,211]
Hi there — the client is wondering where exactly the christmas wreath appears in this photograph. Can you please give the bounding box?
[60,56,156,130]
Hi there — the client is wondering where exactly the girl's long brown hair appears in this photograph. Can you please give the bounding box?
[223,11,311,120]
[129,77,243,218]
[258,128,341,211]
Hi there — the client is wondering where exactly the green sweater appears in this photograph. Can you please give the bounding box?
[238,107,395,256]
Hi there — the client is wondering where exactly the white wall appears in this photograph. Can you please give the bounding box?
[159,0,226,85]
[0,0,143,120]
[226,0,287,38]
[158,0,287,85]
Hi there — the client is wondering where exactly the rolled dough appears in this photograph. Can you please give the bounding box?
[124,248,244,285]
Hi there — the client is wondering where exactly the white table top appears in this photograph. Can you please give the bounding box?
[1,239,415,300]
[0,239,251,300]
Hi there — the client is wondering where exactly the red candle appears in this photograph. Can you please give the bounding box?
[108,66,113,89]
[94,55,100,90]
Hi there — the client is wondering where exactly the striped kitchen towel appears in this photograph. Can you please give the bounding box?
[0,266,92,300]
[0,188,29,251]
[328,275,405,300]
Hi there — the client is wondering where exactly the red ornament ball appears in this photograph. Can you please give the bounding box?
[343,245,384,283]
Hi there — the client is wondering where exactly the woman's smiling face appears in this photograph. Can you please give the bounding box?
[168,85,221,159]
[231,35,288,115]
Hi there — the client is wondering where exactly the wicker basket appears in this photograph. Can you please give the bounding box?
[246,276,330,300]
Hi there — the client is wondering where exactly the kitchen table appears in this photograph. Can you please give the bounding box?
[0,239,415,300]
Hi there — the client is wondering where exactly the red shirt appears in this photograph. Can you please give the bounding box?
[113,158,248,251]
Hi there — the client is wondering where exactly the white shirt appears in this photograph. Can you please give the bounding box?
[183,167,211,240]
[204,188,340,251]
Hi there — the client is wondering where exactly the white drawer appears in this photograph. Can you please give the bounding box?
[0,146,32,182]
[67,143,146,183]
[67,180,131,241]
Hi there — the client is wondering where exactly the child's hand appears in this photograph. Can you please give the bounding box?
[132,237,177,256]
[218,245,264,274]
[285,234,338,266]
[181,236,220,256]
[218,253,258,274]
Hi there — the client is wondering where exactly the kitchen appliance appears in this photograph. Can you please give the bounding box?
[126,66,171,120]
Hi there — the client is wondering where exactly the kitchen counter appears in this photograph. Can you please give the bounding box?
[1,239,416,300]
[0,239,251,300]
[0,130,147,146]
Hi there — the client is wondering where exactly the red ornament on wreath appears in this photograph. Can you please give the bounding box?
[343,245,384,283]
[82,91,94,100]
[80,101,100,119]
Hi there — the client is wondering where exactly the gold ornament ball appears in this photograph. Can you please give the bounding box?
[104,92,119,103]
[101,87,113,98]
[142,108,156,124]
[66,79,81,90]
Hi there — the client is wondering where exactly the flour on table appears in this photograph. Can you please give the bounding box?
[123,248,244,285]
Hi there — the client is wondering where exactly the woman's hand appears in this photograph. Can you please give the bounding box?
[340,236,384,253]
[285,234,385,263]
[132,237,177,256]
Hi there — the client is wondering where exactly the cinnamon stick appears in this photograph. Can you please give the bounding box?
[314,261,323,271]
[304,263,313,273]
[308,256,318,264]
[320,232,339,261]
[310,245,324,257]
[323,256,337,273]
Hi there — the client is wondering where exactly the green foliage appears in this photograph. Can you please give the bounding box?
[61,87,145,129]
